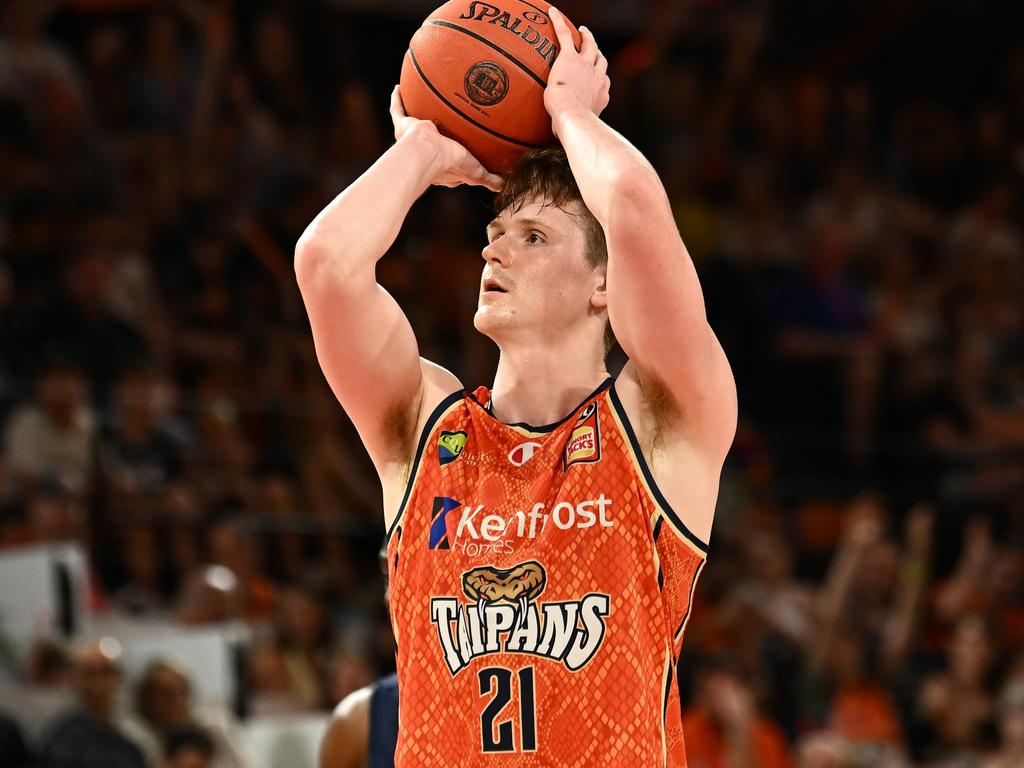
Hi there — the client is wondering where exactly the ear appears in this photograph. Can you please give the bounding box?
[589,265,608,310]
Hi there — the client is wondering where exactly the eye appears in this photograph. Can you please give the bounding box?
[488,232,504,244]
[527,231,545,244]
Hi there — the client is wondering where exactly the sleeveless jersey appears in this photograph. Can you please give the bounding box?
[369,673,399,768]
[386,378,708,767]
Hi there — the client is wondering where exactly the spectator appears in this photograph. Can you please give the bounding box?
[122,660,253,768]
[916,615,1000,764]
[38,638,146,768]
[2,360,95,500]
[248,579,335,714]
[162,725,217,768]
[983,681,1024,768]
[681,657,791,768]
[99,367,189,515]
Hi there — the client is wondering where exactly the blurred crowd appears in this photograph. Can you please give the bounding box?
[0,0,1021,767]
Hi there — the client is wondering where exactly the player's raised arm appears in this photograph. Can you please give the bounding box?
[294,87,503,474]
[545,7,737,460]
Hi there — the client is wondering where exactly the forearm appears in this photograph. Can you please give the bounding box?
[552,106,659,226]
[295,125,443,285]
[555,106,714,360]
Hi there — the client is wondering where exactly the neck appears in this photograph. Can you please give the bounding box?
[490,336,608,427]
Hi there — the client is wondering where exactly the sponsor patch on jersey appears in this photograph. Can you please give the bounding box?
[429,560,610,675]
[562,403,601,471]
[429,496,461,550]
[438,431,468,466]
[507,441,542,466]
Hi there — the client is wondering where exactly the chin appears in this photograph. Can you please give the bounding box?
[473,304,512,340]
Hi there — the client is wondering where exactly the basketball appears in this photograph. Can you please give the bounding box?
[399,1,583,174]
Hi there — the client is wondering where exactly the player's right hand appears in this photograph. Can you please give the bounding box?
[390,85,504,192]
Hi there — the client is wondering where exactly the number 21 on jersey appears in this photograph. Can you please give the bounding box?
[479,666,537,753]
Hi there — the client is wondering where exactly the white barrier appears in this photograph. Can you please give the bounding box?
[242,714,328,768]
[0,542,88,642]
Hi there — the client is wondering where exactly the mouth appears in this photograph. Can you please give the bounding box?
[482,278,507,294]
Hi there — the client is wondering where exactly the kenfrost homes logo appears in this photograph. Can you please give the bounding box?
[430,560,611,675]
[428,495,614,555]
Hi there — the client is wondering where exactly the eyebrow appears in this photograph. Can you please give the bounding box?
[486,217,549,234]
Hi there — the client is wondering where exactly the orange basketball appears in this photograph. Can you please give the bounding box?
[400,1,582,174]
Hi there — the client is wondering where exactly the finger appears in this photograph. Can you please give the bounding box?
[579,25,598,63]
[547,6,576,54]
[389,84,407,121]
[595,51,608,77]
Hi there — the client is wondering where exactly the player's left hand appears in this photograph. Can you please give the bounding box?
[544,6,610,133]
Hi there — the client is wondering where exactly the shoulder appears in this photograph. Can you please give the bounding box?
[320,685,373,768]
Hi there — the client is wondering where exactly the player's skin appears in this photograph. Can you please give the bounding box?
[320,687,371,768]
[295,4,736,553]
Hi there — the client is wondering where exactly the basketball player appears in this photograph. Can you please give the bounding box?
[320,547,399,768]
[320,674,398,768]
[296,7,736,766]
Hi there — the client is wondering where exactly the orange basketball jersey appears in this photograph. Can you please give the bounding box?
[386,378,708,767]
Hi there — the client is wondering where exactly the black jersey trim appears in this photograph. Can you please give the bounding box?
[673,557,706,642]
[607,382,710,555]
[385,390,466,544]
[469,377,614,434]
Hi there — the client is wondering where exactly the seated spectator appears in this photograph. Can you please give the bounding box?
[1,360,95,502]
[122,660,253,768]
[982,681,1024,768]
[99,366,189,514]
[162,725,217,768]
[113,521,172,615]
[248,579,335,714]
[680,656,791,768]
[38,638,146,768]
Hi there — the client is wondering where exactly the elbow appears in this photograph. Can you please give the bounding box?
[604,168,672,234]
[294,232,359,293]
[611,167,669,214]
[294,232,327,288]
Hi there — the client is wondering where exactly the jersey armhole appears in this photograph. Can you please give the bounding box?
[606,380,710,558]
[385,389,465,544]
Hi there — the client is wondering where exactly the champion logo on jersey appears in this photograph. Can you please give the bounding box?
[429,560,611,675]
[563,402,602,471]
[429,496,461,550]
[508,441,542,466]
[438,431,467,466]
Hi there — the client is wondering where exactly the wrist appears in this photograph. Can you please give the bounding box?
[398,121,449,184]
[548,97,591,138]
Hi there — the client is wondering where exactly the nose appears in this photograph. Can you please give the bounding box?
[481,239,510,267]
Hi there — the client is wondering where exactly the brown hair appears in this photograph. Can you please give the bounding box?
[495,148,615,353]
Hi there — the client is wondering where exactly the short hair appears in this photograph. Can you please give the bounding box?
[163,725,216,761]
[495,148,616,354]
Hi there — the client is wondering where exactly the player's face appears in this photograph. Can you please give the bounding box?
[474,198,605,344]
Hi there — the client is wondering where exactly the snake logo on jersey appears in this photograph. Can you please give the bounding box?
[430,560,611,675]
